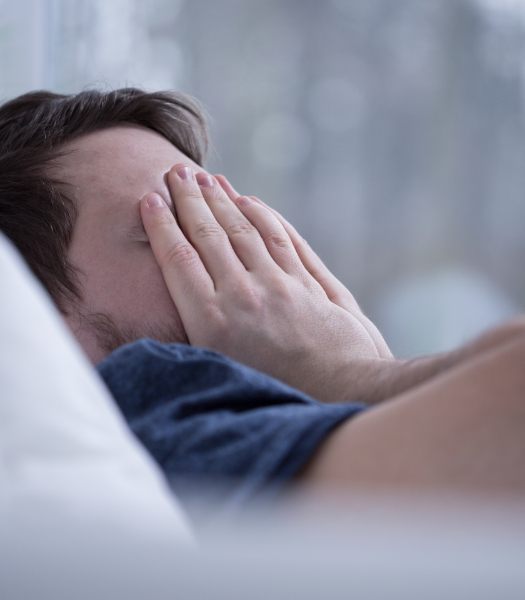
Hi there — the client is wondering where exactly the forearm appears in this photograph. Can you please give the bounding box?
[327,318,525,405]
[328,354,453,405]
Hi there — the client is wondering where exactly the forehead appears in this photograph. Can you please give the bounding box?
[55,125,200,214]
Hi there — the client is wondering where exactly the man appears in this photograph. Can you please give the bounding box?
[0,88,524,508]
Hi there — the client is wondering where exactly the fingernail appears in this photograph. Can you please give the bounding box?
[177,166,192,180]
[146,193,164,209]
[196,172,214,188]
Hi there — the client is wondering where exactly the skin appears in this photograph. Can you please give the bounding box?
[139,159,525,497]
[54,123,525,496]
[298,333,525,497]
[57,125,208,363]
[57,124,391,386]
[138,167,395,402]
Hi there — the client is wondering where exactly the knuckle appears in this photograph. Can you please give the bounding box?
[225,221,256,238]
[193,220,225,240]
[160,241,196,268]
[265,232,291,250]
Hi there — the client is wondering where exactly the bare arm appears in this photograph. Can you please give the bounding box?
[322,318,525,404]
[298,331,525,497]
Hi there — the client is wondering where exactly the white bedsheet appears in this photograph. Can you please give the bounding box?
[1,233,524,600]
[0,233,192,598]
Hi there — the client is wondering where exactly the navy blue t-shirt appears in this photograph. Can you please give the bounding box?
[97,339,368,509]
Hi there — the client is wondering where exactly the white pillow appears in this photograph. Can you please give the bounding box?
[0,234,192,598]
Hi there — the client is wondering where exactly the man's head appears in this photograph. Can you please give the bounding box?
[0,88,209,362]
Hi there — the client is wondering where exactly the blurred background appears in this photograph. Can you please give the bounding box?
[1,0,523,356]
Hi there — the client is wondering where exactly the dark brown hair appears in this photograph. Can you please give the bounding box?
[0,88,208,311]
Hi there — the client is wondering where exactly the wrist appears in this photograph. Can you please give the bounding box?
[322,356,403,405]
[325,353,455,405]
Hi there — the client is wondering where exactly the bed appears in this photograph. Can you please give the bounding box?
[1,232,524,599]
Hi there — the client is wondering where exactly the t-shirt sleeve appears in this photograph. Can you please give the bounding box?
[96,339,368,509]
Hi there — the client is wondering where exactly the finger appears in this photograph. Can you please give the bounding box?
[194,172,275,272]
[248,196,359,308]
[216,174,333,284]
[261,201,391,357]
[253,197,391,357]
[214,174,241,200]
[167,164,246,285]
[215,175,303,272]
[219,181,360,312]
[216,175,344,296]
[232,195,306,276]
[216,176,392,358]
[250,199,392,357]
[139,191,215,320]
